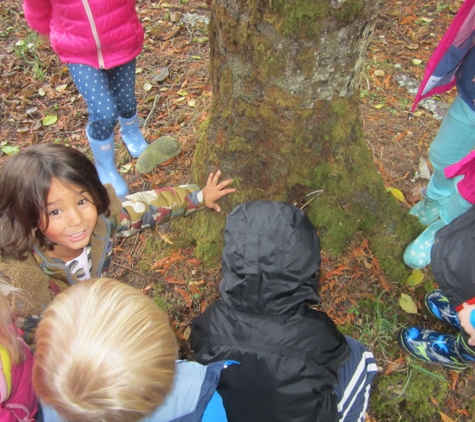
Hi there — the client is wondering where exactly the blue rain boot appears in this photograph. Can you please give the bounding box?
[398,327,475,371]
[425,290,461,330]
[403,219,445,269]
[439,189,472,227]
[409,187,450,226]
[118,113,148,158]
[87,129,130,197]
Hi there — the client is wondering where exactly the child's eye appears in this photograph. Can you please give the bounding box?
[78,198,88,206]
[48,209,60,216]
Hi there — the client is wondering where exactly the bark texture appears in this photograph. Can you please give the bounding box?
[187,0,422,282]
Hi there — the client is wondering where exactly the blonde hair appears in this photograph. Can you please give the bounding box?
[0,274,26,365]
[33,278,178,422]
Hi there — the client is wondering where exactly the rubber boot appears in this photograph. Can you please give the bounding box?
[409,187,450,226]
[87,129,130,197]
[439,190,472,225]
[424,289,461,330]
[403,219,445,269]
[398,327,475,371]
[118,113,148,158]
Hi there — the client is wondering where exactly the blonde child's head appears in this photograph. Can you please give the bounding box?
[0,144,110,260]
[0,272,26,364]
[33,278,178,422]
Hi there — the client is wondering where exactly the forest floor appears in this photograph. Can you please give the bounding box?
[0,0,473,421]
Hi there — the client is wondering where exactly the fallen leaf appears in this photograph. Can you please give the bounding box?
[55,84,68,93]
[183,326,191,340]
[141,284,153,294]
[412,59,423,65]
[175,287,192,308]
[399,293,418,314]
[42,115,58,126]
[374,69,385,77]
[143,82,153,92]
[189,284,201,296]
[164,277,186,284]
[1,144,20,156]
[438,412,456,422]
[386,187,405,202]
[406,269,425,287]
[187,258,202,266]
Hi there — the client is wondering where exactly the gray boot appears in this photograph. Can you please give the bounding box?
[118,113,148,158]
[87,129,129,197]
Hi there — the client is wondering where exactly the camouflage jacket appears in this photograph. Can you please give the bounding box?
[0,184,204,318]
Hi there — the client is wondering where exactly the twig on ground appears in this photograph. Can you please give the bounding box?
[144,94,160,128]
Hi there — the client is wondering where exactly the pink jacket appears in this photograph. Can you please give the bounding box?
[445,149,475,204]
[23,0,144,69]
[0,341,37,422]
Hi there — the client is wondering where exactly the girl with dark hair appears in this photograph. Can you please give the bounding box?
[23,0,151,196]
[0,144,235,339]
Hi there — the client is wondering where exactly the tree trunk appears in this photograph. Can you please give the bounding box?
[188,0,422,282]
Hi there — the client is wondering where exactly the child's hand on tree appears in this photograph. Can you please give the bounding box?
[201,171,236,212]
[458,302,475,346]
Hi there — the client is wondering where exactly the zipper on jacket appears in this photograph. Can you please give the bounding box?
[81,0,105,69]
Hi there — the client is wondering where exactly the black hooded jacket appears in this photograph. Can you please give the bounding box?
[190,201,350,422]
[431,204,475,309]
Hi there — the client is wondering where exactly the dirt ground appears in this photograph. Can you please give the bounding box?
[1,0,475,420]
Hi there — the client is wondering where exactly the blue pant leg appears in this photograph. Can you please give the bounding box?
[202,391,228,422]
[333,336,378,422]
[106,59,137,119]
[68,63,118,140]
[427,95,475,199]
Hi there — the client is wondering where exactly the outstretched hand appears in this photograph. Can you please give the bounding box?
[458,303,475,346]
[201,171,236,212]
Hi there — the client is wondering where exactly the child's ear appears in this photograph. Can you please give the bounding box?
[104,184,123,215]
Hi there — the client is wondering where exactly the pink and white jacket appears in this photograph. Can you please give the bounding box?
[23,0,144,70]
[0,341,37,422]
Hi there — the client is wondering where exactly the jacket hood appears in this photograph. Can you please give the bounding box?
[220,201,321,314]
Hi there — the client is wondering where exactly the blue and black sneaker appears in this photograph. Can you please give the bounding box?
[398,327,475,371]
[424,290,461,330]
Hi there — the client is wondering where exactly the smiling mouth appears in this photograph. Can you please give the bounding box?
[68,230,88,241]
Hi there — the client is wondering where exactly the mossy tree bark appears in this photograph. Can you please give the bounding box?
[187,0,422,282]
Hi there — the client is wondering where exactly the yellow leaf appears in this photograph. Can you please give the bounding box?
[406,269,425,287]
[399,293,418,314]
[438,412,456,422]
[374,104,384,109]
[386,187,405,202]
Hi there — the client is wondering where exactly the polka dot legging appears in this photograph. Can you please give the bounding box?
[68,59,137,140]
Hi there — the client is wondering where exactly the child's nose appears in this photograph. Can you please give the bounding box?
[69,209,83,226]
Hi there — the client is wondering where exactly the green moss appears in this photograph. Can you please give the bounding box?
[371,368,448,421]
[332,0,364,23]
[268,0,328,39]
[227,136,255,153]
[296,47,317,79]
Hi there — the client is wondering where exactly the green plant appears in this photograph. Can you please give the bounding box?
[436,2,449,12]
[353,288,401,360]
[13,33,45,81]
